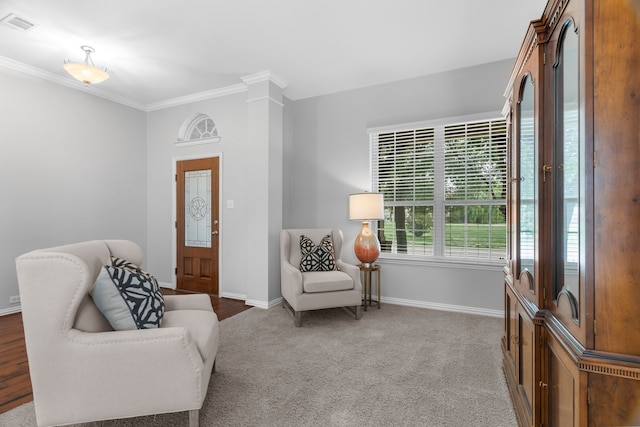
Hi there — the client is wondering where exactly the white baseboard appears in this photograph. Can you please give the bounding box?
[221,292,246,301]
[245,297,283,309]
[0,295,502,319]
[380,296,503,318]
[244,299,268,309]
[268,297,283,308]
[246,294,502,317]
[0,305,21,316]
[159,281,175,290]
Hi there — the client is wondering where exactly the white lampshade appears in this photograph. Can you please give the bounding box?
[349,192,384,221]
[63,62,110,85]
[63,46,110,85]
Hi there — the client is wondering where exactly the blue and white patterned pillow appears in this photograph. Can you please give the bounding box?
[299,234,339,272]
[90,258,165,330]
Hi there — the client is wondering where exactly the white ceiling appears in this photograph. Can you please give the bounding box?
[0,0,546,110]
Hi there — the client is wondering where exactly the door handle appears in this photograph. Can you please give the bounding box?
[542,164,552,182]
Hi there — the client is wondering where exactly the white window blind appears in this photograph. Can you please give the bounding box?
[377,128,435,203]
[370,116,507,261]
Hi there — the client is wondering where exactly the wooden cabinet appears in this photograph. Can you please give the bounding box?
[543,326,583,427]
[503,0,640,425]
[503,281,544,426]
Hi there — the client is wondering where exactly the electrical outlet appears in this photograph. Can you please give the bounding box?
[9,295,20,304]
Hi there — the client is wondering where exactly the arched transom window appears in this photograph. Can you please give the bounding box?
[177,113,221,145]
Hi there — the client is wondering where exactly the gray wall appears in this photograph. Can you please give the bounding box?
[285,59,513,314]
[0,58,513,315]
[145,81,284,307]
[0,70,147,314]
[145,92,250,299]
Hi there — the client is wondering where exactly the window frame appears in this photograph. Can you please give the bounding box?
[176,113,221,147]
[367,112,507,268]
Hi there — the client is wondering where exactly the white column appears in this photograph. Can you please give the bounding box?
[242,71,287,307]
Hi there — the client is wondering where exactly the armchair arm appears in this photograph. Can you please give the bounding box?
[337,260,363,291]
[164,293,214,312]
[281,260,303,297]
[66,326,204,373]
[65,327,202,365]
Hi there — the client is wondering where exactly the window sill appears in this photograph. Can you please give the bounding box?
[376,253,506,272]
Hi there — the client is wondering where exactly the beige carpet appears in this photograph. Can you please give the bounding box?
[0,304,517,426]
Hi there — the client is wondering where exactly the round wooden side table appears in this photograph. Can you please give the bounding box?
[358,263,381,311]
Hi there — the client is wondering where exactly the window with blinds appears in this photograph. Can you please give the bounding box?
[370,116,507,261]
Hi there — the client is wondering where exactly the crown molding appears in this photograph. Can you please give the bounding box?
[240,70,288,89]
[145,83,248,111]
[0,57,288,112]
[0,56,146,110]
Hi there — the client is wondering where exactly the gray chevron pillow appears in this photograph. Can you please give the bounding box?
[90,259,165,330]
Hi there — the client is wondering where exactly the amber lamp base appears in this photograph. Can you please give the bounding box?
[354,221,380,267]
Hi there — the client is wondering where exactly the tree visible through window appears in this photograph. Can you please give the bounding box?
[370,117,507,261]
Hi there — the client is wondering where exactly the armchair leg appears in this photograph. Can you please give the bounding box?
[294,311,302,327]
[355,305,362,320]
[189,409,199,427]
[283,298,303,327]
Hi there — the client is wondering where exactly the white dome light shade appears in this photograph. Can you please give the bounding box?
[63,46,109,85]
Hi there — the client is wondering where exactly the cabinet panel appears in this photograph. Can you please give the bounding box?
[592,0,640,357]
[551,18,581,314]
[589,374,640,426]
[503,283,541,427]
[503,15,546,427]
[504,283,517,374]
[518,308,536,420]
[511,41,544,309]
[549,349,576,427]
[543,0,588,346]
[546,340,577,427]
[518,74,536,282]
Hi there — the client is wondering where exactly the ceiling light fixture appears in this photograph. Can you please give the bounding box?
[63,45,109,85]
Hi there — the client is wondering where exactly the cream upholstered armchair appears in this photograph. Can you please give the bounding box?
[15,240,219,427]
[280,228,362,326]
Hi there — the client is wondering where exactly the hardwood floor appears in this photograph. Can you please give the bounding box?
[0,313,31,415]
[0,291,250,415]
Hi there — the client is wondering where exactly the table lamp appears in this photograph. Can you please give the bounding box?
[349,192,385,267]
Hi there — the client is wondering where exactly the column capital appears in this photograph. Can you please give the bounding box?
[241,70,288,89]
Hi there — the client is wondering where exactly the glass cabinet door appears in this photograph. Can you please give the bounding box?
[552,20,582,322]
[518,74,536,291]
